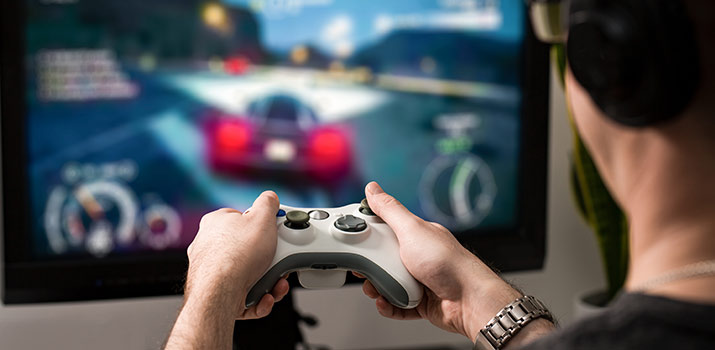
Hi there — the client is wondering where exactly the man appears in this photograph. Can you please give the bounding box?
[165,0,715,349]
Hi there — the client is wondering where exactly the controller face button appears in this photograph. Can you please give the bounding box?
[276,209,286,217]
[359,198,376,216]
[285,210,310,229]
[308,210,330,220]
[334,215,367,232]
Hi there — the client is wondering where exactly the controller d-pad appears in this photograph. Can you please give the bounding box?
[334,215,367,232]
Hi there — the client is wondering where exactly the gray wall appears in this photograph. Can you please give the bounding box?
[0,70,605,349]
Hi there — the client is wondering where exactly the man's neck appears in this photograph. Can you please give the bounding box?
[626,224,715,304]
[621,122,715,303]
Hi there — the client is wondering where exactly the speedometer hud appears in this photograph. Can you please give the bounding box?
[26,0,524,259]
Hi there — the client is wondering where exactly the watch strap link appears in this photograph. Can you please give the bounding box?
[473,295,552,350]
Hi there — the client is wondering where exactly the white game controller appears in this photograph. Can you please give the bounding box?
[246,199,424,309]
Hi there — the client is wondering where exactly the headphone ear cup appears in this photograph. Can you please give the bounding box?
[567,9,650,126]
[566,0,700,127]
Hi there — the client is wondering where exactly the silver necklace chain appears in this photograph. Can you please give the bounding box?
[633,259,715,292]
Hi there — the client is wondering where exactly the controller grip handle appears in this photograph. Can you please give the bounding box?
[246,252,421,309]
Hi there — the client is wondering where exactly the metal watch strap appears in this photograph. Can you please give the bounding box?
[473,295,553,350]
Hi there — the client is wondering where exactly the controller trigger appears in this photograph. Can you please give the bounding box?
[298,270,346,289]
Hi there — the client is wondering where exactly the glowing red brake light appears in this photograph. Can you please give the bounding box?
[224,56,250,75]
[308,128,350,176]
[216,121,251,152]
[309,129,347,159]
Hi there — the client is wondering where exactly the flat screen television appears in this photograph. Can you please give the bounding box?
[2,0,549,304]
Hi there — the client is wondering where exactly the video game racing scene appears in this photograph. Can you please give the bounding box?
[25,0,525,258]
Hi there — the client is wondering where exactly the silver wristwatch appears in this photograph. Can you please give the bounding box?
[473,295,553,350]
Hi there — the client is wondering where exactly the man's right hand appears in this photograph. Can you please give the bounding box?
[361,181,526,341]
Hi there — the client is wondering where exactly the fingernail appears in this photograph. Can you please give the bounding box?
[366,182,384,195]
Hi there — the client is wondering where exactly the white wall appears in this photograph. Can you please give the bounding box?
[0,70,605,350]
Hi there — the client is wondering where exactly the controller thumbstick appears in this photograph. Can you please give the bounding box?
[285,210,310,229]
[359,198,375,216]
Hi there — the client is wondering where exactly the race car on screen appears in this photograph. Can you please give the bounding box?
[203,93,353,182]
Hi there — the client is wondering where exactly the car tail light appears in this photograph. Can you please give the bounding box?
[308,127,350,175]
[216,120,251,153]
[224,56,250,75]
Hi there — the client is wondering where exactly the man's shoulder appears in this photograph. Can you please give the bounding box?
[518,293,715,350]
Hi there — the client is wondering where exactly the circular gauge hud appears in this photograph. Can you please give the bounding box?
[44,181,138,257]
[138,203,182,250]
[418,154,497,230]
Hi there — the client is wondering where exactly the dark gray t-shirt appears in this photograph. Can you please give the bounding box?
[519,293,715,350]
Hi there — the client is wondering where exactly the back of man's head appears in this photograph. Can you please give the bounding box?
[561,1,715,209]
[683,1,715,122]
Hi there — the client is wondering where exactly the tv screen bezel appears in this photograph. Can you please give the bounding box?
[1,0,550,304]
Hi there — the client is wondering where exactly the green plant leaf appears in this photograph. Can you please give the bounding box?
[552,45,630,300]
[569,156,589,222]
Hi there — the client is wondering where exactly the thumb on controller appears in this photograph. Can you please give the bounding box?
[364,182,424,244]
[246,191,280,224]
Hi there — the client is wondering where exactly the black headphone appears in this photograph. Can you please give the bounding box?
[531,0,701,127]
